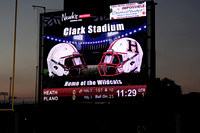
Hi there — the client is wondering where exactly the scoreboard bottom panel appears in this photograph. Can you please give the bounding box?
[43,85,147,102]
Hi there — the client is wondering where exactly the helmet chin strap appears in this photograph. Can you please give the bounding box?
[51,59,69,75]
[121,54,138,64]
[63,70,69,76]
[51,59,65,68]
[118,54,138,74]
[130,67,138,73]
[117,67,124,73]
[51,59,58,65]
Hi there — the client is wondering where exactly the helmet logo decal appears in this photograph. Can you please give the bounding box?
[127,40,139,54]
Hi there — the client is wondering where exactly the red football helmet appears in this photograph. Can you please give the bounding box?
[98,37,143,76]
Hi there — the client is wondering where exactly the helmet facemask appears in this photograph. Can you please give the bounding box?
[98,50,126,76]
[61,52,87,77]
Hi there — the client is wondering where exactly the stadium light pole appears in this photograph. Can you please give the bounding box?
[11,0,18,111]
[32,5,46,104]
[35,66,38,104]
[32,5,46,13]
[9,77,12,104]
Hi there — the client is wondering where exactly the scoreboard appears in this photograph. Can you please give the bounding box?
[39,1,148,103]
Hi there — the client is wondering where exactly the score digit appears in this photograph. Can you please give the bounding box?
[132,89,137,97]
[116,90,125,97]
[128,89,137,97]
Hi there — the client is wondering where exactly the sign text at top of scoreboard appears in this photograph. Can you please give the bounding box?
[63,23,125,36]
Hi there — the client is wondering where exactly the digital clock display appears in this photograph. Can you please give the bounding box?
[116,89,137,97]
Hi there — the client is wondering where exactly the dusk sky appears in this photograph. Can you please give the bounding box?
[0,0,200,102]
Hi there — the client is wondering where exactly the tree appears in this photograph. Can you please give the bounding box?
[149,77,182,106]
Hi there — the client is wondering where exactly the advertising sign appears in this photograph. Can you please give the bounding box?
[110,2,146,20]
[40,1,147,103]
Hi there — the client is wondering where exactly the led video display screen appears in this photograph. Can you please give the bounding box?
[41,2,147,103]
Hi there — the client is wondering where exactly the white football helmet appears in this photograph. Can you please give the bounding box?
[47,43,87,77]
[98,37,143,76]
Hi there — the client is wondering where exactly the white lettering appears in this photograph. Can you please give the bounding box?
[95,95,101,99]
[43,90,58,95]
[96,79,122,85]
[64,81,79,86]
[61,12,79,22]
[63,23,124,36]
[87,23,124,34]
[63,26,86,36]
[43,96,58,101]
[88,25,93,34]
[138,88,146,93]
[87,80,96,85]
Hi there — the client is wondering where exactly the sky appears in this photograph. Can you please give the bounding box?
[0,0,200,102]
